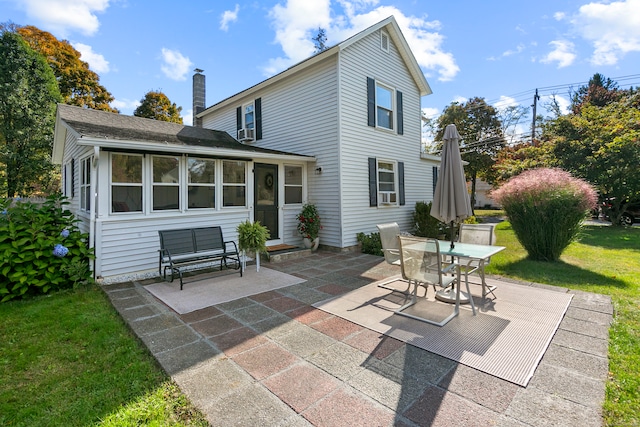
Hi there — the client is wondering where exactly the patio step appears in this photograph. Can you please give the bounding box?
[263,245,313,263]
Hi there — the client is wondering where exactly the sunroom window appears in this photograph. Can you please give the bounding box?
[111,153,143,213]
[187,158,215,209]
[80,156,91,212]
[284,165,303,204]
[222,160,246,207]
[152,155,180,211]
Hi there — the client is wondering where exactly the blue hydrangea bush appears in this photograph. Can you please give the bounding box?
[0,194,95,302]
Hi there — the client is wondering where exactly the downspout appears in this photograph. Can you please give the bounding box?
[90,146,99,280]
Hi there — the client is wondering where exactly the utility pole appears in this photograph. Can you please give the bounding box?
[531,88,540,145]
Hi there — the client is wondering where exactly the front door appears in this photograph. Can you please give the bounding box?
[254,163,279,239]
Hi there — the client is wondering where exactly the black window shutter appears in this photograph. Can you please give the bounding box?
[396,91,403,135]
[71,159,75,197]
[398,161,405,206]
[236,107,242,131]
[367,77,375,127]
[255,98,262,140]
[368,157,377,207]
[432,166,438,195]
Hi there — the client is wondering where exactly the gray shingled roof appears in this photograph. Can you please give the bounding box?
[57,104,303,157]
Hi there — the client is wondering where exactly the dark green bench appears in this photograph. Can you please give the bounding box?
[158,226,242,289]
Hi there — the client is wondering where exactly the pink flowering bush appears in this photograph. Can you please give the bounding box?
[490,168,597,261]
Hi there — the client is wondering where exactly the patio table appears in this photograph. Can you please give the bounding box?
[435,240,505,305]
[396,240,505,327]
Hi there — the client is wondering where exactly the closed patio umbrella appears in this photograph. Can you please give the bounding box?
[431,124,472,250]
[431,124,473,304]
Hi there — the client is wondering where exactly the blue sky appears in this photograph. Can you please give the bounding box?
[1,0,639,141]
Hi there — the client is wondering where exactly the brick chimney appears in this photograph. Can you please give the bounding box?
[192,69,205,127]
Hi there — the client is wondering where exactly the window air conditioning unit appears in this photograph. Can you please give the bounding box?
[237,128,255,142]
[380,193,390,204]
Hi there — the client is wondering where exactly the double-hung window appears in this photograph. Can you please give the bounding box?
[222,160,246,207]
[368,157,405,207]
[284,165,303,204]
[376,84,394,130]
[243,103,254,130]
[187,158,216,209]
[111,154,143,213]
[377,160,397,205]
[152,155,180,211]
[80,157,91,212]
[366,78,403,134]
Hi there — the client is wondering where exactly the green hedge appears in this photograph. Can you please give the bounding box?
[0,194,94,302]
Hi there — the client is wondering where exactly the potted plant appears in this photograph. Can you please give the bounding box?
[236,220,270,271]
[297,203,322,251]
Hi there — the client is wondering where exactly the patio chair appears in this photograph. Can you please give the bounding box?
[376,222,413,294]
[458,223,497,299]
[377,222,401,265]
[395,236,475,326]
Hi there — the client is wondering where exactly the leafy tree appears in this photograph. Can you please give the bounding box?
[490,141,556,184]
[0,30,61,197]
[312,27,327,53]
[133,91,183,123]
[545,90,640,225]
[436,97,504,209]
[10,24,117,113]
[570,73,622,114]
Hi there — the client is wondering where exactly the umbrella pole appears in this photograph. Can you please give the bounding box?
[450,221,455,250]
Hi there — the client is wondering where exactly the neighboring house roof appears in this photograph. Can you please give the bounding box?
[52,104,313,164]
[197,15,432,116]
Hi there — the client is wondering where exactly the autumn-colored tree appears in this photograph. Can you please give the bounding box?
[133,91,183,123]
[13,24,117,113]
[0,30,61,197]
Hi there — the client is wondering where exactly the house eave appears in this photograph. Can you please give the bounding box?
[76,137,316,162]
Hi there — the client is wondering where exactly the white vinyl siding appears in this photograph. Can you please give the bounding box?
[202,57,341,247]
[338,28,429,246]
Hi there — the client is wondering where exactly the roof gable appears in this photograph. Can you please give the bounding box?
[198,15,431,116]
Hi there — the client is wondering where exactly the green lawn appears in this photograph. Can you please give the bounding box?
[480,214,639,427]
[0,286,208,426]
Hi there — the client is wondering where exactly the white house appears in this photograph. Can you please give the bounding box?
[52,16,439,281]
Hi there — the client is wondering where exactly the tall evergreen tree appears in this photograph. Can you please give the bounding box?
[0,30,61,197]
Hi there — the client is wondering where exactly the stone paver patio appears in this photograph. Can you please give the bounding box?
[103,251,612,426]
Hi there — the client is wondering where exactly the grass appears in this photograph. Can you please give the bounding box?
[476,210,639,427]
[0,286,208,426]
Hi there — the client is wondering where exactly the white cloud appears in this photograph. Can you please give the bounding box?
[501,43,525,57]
[111,98,139,114]
[553,12,566,21]
[264,1,459,82]
[160,48,193,81]
[541,94,571,115]
[572,0,640,65]
[73,43,109,73]
[494,95,518,111]
[541,40,576,68]
[220,4,240,31]
[182,109,194,126]
[14,0,109,37]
